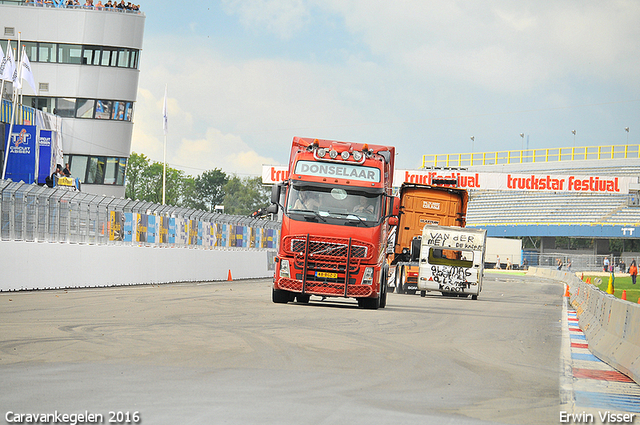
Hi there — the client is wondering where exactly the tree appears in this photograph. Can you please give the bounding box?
[223,175,270,215]
[125,152,149,200]
[192,169,228,212]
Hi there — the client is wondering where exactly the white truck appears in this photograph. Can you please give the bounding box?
[417,225,487,299]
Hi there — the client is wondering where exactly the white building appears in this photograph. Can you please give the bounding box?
[1,0,145,197]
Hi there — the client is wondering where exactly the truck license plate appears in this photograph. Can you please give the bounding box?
[316,271,338,279]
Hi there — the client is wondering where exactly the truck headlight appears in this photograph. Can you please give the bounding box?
[280,259,290,278]
[362,267,374,285]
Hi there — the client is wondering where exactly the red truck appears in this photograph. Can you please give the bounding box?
[389,182,468,295]
[267,137,398,309]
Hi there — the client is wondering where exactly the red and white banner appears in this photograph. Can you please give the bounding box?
[262,165,636,194]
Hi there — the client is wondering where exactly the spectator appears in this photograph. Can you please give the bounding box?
[629,260,637,285]
[63,163,71,177]
[46,164,63,188]
[522,258,528,270]
[556,258,562,270]
[495,255,501,269]
[105,0,112,7]
[506,257,512,270]
[603,257,610,272]
[95,0,103,8]
[566,258,572,271]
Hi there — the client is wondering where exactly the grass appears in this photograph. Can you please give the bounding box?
[583,275,640,304]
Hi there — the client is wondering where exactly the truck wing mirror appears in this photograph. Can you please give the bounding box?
[392,196,400,216]
[271,183,282,204]
[266,204,278,214]
[388,216,398,226]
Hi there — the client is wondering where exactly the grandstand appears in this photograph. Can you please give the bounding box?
[421,144,640,265]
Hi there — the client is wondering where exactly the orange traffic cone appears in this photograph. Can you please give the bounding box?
[622,290,627,301]
[586,277,591,284]
[227,270,233,281]
[564,285,570,297]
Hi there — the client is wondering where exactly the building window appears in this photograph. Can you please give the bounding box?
[76,99,95,118]
[58,43,83,64]
[67,155,127,186]
[95,100,112,119]
[24,96,134,122]
[38,43,57,63]
[0,39,140,69]
[56,98,76,117]
[82,45,102,65]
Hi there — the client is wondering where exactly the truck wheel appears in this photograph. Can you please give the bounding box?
[396,266,406,294]
[420,291,426,297]
[471,295,478,300]
[358,296,380,309]
[272,288,290,304]
[296,294,310,303]
[379,268,388,308]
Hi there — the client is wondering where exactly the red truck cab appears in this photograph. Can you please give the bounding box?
[268,137,397,309]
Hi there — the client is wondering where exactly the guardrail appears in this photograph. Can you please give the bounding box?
[1,179,281,250]
[528,266,640,385]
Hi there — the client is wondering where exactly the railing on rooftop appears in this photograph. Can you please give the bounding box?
[422,144,640,169]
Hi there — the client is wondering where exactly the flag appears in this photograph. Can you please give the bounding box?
[0,43,4,77]
[11,46,20,90]
[0,41,15,82]
[20,47,37,94]
[162,84,168,135]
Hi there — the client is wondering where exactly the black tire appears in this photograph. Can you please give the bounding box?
[296,294,310,303]
[395,266,404,294]
[396,265,406,294]
[420,291,426,297]
[379,266,388,308]
[471,295,478,300]
[358,296,380,309]
[272,288,290,303]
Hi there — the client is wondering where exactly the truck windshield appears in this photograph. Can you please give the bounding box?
[286,186,383,226]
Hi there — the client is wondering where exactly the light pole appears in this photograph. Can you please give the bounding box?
[572,129,576,147]
[520,133,524,151]
[625,127,629,144]
[470,136,475,165]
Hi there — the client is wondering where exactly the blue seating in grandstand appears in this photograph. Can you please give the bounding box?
[466,190,637,226]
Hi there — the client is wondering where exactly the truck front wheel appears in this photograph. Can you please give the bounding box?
[272,288,291,303]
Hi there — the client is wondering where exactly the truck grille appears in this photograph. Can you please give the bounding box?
[284,236,372,260]
[278,278,373,297]
[278,234,376,298]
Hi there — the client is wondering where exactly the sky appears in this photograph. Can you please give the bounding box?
[130,0,640,178]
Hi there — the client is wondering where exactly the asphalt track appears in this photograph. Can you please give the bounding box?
[0,273,563,425]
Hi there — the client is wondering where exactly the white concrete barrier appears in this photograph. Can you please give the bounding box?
[528,266,640,385]
[1,241,275,291]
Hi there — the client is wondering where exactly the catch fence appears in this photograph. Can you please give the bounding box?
[1,179,280,249]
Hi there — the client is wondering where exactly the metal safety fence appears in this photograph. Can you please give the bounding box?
[1,179,281,249]
[522,252,637,273]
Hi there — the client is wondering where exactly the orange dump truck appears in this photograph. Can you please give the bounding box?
[389,182,468,295]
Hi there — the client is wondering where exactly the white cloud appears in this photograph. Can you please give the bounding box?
[221,0,311,40]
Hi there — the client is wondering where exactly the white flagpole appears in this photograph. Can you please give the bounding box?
[162,84,168,205]
[2,40,19,180]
